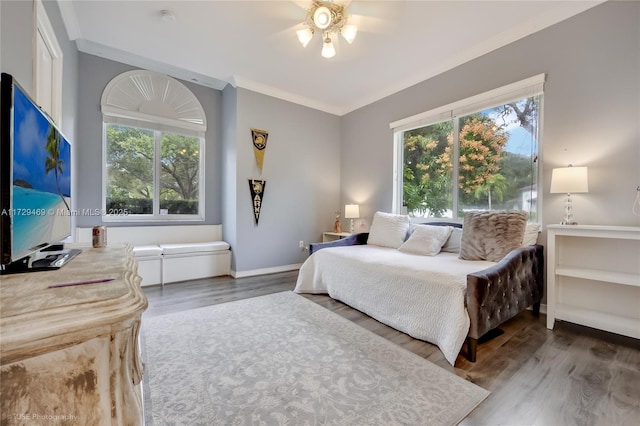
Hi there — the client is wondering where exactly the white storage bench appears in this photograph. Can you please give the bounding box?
[132,245,163,286]
[76,225,231,286]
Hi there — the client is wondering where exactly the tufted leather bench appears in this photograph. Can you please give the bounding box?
[466,244,543,361]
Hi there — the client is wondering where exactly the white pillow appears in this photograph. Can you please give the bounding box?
[522,223,541,246]
[367,212,410,248]
[441,227,462,253]
[398,225,453,256]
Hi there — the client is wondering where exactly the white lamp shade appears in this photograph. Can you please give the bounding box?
[296,28,314,47]
[550,166,589,193]
[341,25,358,44]
[321,39,336,58]
[345,204,360,219]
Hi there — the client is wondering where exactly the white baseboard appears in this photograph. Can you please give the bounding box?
[232,263,302,278]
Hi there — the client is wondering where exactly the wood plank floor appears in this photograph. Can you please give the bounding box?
[142,271,640,425]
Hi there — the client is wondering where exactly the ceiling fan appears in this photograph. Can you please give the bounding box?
[292,0,400,58]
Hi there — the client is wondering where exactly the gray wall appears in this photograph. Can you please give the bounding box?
[4,0,637,276]
[221,85,239,263]
[1,1,33,93]
[1,0,78,138]
[341,1,640,229]
[76,56,341,274]
[75,53,223,227]
[1,0,79,230]
[226,88,341,273]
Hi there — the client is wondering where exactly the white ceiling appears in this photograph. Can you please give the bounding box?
[57,0,602,115]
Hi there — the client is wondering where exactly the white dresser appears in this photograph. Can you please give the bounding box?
[546,225,640,338]
[0,244,148,425]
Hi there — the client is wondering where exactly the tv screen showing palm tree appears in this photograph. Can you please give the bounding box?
[11,82,71,259]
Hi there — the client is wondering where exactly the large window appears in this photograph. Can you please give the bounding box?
[105,125,202,216]
[392,75,544,221]
[101,71,206,221]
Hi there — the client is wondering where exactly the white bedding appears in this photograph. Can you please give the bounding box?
[294,245,496,365]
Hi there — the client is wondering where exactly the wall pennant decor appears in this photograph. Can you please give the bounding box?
[251,128,269,174]
[248,178,267,225]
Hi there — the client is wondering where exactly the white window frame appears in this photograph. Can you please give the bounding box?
[101,71,207,222]
[102,122,205,222]
[390,74,545,221]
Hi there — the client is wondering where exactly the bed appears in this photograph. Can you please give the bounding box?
[294,212,544,365]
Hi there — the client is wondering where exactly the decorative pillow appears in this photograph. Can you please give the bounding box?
[367,212,411,248]
[398,225,453,256]
[441,227,463,253]
[522,223,541,246]
[459,211,528,262]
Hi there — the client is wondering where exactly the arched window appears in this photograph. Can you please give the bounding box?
[101,70,206,221]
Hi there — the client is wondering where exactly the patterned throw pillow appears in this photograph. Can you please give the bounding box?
[459,211,528,262]
[367,212,411,249]
[398,225,453,256]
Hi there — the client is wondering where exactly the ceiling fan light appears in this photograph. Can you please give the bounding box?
[341,25,358,44]
[296,28,314,47]
[321,38,336,58]
[313,6,332,29]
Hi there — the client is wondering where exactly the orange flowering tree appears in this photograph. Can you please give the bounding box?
[403,114,508,216]
[441,115,508,207]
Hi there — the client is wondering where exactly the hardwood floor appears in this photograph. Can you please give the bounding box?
[142,271,640,425]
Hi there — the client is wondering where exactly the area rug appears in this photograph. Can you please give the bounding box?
[142,291,489,425]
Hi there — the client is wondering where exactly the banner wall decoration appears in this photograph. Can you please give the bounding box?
[248,178,267,225]
[251,128,269,175]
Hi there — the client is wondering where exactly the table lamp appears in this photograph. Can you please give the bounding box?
[550,165,589,225]
[344,204,360,233]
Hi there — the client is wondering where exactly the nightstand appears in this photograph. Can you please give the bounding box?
[322,232,353,242]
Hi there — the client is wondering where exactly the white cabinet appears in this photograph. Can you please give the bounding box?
[546,225,640,338]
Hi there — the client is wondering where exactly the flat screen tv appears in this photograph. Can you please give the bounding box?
[1,72,78,273]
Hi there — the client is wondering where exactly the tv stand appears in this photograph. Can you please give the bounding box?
[0,247,81,275]
[1,243,147,424]
[41,243,65,252]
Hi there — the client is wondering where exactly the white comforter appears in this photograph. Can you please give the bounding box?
[294,245,496,365]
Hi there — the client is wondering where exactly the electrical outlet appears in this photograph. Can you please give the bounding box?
[299,240,304,250]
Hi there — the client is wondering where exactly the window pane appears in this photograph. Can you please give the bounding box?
[400,95,540,221]
[457,96,540,219]
[159,133,200,215]
[402,121,454,218]
[106,124,154,214]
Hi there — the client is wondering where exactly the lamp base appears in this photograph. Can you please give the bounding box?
[560,193,578,226]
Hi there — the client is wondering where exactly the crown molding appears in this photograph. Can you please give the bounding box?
[55,0,82,41]
[232,76,342,116]
[59,0,605,117]
[339,0,605,116]
[75,39,228,91]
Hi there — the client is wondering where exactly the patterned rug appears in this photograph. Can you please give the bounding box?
[142,291,488,425]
